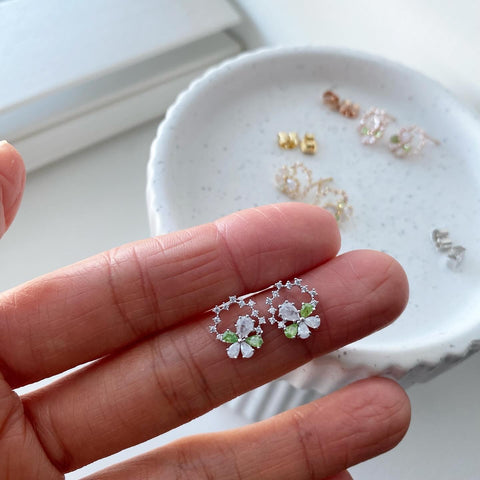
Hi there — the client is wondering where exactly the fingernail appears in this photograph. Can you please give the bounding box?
[0,140,8,147]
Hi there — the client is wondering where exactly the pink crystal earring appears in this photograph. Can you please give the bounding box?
[389,125,440,157]
[210,296,265,359]
[266,278,320,339]
[358,107,395,145]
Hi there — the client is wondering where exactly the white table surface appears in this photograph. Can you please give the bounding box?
[2,118,479,479]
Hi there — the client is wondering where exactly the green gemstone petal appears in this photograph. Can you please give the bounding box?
[300,303,314,318]
[222,330,238,343]
[245,335,263,348]
[284,323,298,339]
[361,126,368,135]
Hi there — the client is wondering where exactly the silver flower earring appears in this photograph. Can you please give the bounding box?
[210,296,265,359]
[210,279,321,359]
[266,278,321,339]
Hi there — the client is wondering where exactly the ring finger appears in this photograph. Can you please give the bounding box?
[82,378,410,480]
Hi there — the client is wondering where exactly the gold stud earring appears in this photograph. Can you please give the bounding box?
[300,133,317,155]
[277,132,299,150]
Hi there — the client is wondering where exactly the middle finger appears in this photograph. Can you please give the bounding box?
[23,250,408,473]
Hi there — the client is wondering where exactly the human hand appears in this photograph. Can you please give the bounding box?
[0,141,410,479]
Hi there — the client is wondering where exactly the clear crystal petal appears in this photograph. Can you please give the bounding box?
[241,342,254,358]
[236,315,254,338]
[227,342,240,359]
[305,315,320,329]
[278,300,300,322]
[298,322,311,339]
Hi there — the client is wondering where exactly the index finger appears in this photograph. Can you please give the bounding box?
[0,203,340,388]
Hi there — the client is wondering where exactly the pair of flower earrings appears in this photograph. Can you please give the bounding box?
[322,90,440,157]
[209,278,320,359]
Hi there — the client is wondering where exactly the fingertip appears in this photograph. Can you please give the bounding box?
[342,249,409,326]
[323,471,354,480]
[273,202,342,259]
[383,254,409,319]
[235,202,342,258]
[0,140,26,178]
[351,377,411,447]
[368,250,409,321]
[0,141,26,236]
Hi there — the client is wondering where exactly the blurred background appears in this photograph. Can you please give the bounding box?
[1,1,479,478]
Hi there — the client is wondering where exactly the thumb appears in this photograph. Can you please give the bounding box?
[0,141,26,238]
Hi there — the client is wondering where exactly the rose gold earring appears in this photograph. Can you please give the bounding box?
[389,126,440,157]
[322,90,360,119]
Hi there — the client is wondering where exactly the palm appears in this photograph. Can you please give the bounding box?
[0,142,410,479]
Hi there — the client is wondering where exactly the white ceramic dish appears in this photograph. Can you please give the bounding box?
[147,46,480,394]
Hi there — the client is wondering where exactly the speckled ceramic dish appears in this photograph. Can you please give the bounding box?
[147,46,480,394]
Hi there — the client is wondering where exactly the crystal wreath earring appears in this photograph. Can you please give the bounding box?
[209,296,265,359]
[266,278,321,339]
[358,107,395,145]
[389,125,440,157]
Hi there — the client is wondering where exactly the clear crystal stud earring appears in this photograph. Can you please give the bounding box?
[358,107,395,145]
[266,278,320,339]
[210,296,265,359]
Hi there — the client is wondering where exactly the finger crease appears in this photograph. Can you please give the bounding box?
[102,252,144,339]
[213,223,248,294]
[290,409,318,480]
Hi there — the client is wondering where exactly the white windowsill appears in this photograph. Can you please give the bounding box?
[0,0,243,170]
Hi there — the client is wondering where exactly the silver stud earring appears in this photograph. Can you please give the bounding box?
[432,229,453,251]
[432,229,466,270]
